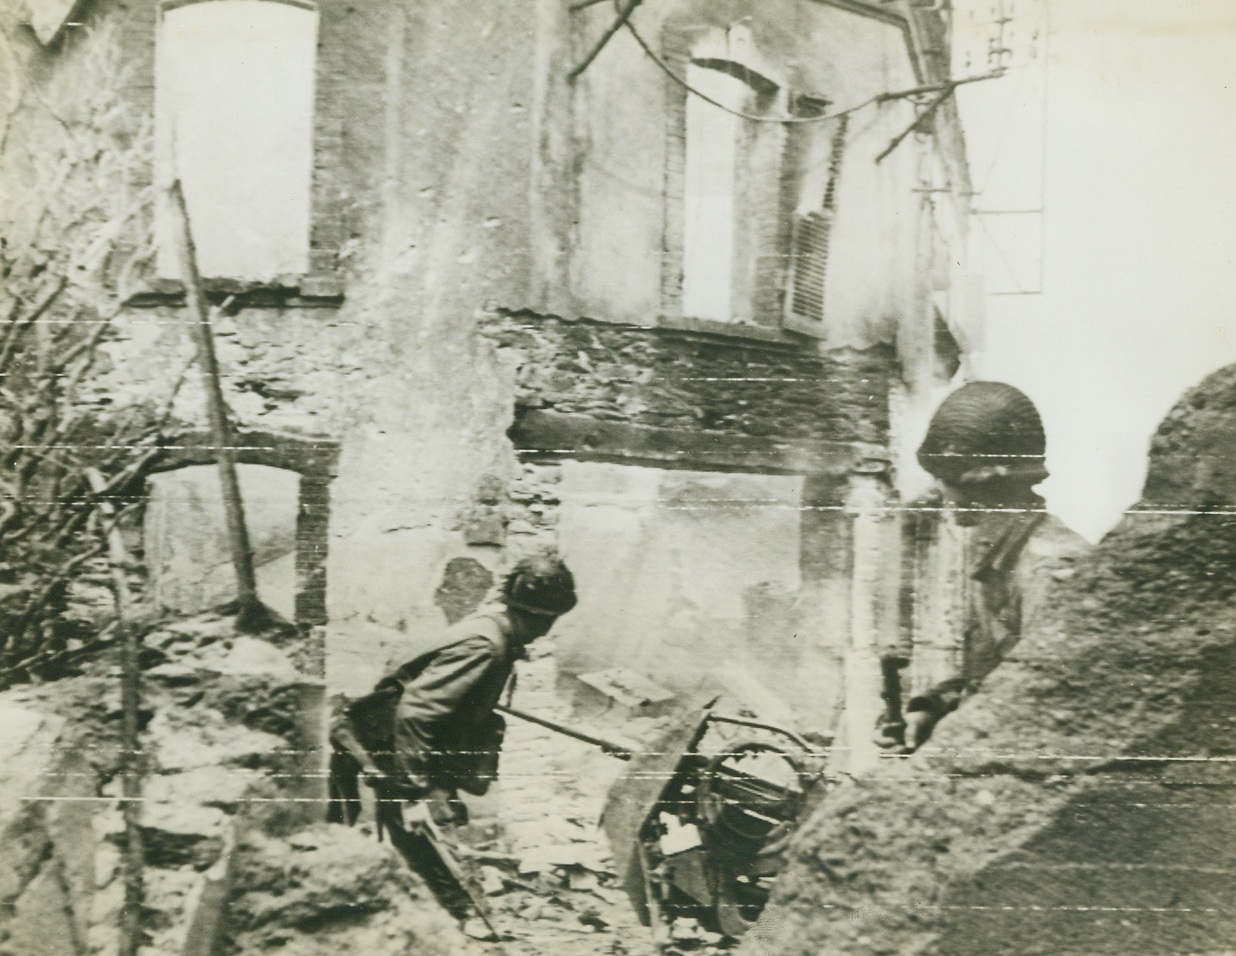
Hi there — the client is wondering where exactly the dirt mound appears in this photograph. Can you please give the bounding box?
[746,364,1236,956]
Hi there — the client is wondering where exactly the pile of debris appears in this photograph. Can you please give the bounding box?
[0,610,480,956]
[748,363,1236,956]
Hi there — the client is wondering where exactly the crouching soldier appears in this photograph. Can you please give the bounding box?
[328,550,577,910]
[877,382,1088,753]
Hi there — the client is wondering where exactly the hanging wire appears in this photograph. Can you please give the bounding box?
[622,16,1002,127]
[622,18,880,124]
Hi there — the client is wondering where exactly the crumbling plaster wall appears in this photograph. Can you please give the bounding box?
[543,0,923,347]
[247,0,547,690]
[481,311,897,731]
[1,0,553,691]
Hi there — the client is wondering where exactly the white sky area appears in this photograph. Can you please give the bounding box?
[953,0,1236,541]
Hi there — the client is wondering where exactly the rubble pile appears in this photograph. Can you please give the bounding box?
[429,650,738,956]
[459,760,735,956]
[462,650,665,956]
[748,363,1236,956]
[224,824,477,956]
[0,610,476,956]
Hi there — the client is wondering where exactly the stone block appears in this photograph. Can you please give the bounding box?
[140,802,228,870]
[2,864,78,956]
[180,821,238,956]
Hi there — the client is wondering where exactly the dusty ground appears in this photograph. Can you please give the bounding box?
[745,363,1236,956]
[430,652,737,956]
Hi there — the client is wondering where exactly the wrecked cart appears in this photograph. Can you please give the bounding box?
[597,701,830,941]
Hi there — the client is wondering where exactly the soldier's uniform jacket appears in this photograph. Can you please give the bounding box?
[337,607,521,796]
[908,509,1088,721]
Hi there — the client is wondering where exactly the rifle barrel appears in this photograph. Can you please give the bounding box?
[496,705,632,759]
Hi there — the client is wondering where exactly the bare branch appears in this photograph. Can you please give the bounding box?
[0,274,67,372]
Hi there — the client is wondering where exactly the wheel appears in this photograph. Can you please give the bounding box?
[712,865,770,938]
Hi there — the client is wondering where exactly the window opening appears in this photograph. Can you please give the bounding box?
[155,0,318,280]
[681,59,780,324]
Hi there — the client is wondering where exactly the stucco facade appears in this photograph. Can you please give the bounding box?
[0,0,979,746]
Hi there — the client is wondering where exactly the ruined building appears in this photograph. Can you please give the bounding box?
[0,0,979,759]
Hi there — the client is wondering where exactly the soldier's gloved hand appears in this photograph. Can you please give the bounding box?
[362,769,429,802]
[874,718,908,753]
[903,709,938,753]
[425,786,468,826]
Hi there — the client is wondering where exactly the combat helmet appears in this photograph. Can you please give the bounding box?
[917,381,1047,486]
[502,551,578,616]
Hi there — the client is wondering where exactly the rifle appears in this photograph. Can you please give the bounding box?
[496,704,634,759]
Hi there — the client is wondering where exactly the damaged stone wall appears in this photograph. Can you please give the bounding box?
[0,0,547,688]
[748,363,1236,956]
[2,0,966,836]
[550,462,816,714]
[481,311,892,443]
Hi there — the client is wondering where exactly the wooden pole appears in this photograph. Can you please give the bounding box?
[85,467,143,956]
[166,180,267,631]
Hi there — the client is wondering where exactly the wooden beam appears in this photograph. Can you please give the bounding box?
[85,468,144,956]
[509,409,885,477]
[150,428,341,479]
[167,180,264,630]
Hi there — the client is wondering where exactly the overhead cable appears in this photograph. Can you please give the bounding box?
[622,18,874,124]
[622,17,1001,125]
[569,0,643,80]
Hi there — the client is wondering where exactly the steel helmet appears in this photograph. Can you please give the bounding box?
[917,381,1046,485]
[503,551,578,617]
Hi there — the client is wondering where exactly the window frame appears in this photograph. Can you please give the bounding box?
[660,22,833,343]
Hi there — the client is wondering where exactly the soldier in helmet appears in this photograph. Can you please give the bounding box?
[877,382,1088,753]
[329,550,578,827]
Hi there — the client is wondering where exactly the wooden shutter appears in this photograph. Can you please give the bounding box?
[784,115,849,336]
[786,210,832,327]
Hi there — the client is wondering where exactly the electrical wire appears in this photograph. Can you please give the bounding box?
[622,18,881,125]
[623,16,1001,130]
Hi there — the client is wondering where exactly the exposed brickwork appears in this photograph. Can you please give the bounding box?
[481,311,892,446]
[308,0,351,276]
[294,475,332,631]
